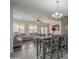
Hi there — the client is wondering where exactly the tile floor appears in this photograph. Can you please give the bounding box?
[10,41,68,59]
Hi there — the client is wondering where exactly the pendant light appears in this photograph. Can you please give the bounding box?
[52,0,63,20]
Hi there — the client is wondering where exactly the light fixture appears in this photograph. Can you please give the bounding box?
[52,0,63,20]
[35,18,42,24]
[55,12,59,15]
[60,13,63,16]
[52,14,55,17]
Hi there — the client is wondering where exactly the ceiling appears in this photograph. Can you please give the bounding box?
[11,0,68,20]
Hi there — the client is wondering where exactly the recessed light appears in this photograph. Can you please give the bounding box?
[52,14,55,17]
[55,12,59,15]
[60,13,63,16]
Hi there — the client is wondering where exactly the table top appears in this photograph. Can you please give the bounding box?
[36,36,51,39]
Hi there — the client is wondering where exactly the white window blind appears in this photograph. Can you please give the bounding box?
[13,23,25,33]
[29,24,37,33]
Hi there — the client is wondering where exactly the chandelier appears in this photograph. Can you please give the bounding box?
[52,0,63,20]
[36,18,42,23]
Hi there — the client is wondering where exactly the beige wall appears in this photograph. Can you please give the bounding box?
[10,7,13,53]
[61,16,68,35]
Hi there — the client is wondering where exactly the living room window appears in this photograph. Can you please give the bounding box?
[29,24,37,33]
[13,23,25,33]
[41,26,48,34]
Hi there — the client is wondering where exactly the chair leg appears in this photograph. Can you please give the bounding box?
[37,41,39,59]
[50,49,53,59]
[57,49,60,59]
[60,46,64,57]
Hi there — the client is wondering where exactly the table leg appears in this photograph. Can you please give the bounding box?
[37,40,39,59]
[43,41,46,59]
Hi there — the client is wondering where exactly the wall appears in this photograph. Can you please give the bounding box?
[10,7,13,53]
[61,16,68,35]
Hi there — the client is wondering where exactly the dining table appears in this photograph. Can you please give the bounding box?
[35,36,52,59]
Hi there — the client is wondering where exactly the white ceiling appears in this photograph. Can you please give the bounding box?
[11,0,68,20]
